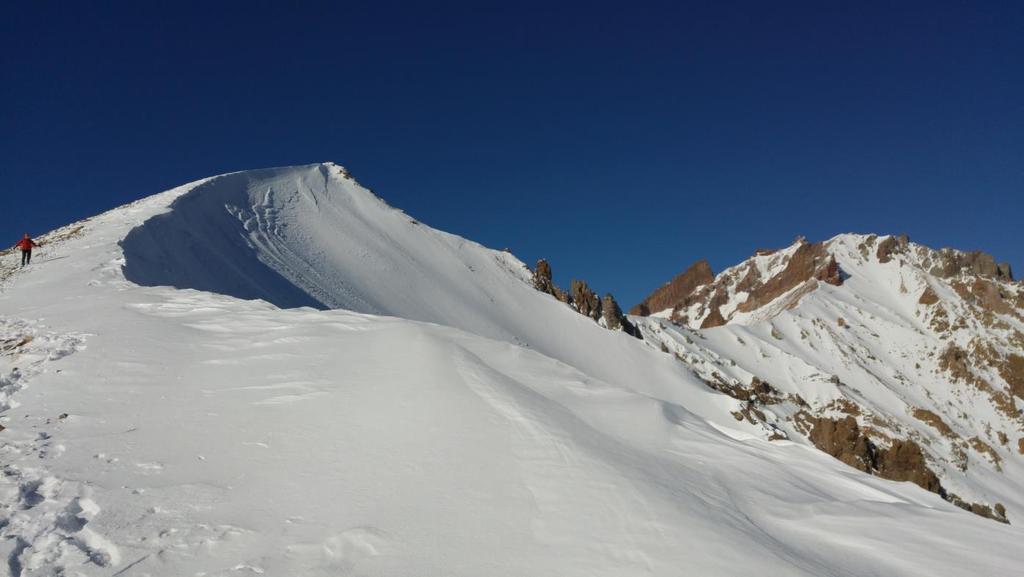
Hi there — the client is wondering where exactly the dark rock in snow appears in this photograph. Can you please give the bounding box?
[571,279,602,321]
[876,234,909,264]
[700,307,727,329]
[532,259,568,302]
[602,293,642,339]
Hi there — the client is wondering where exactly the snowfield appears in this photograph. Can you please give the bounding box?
[0,163,1020,576]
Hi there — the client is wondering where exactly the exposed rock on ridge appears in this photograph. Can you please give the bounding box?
[631,238,846,327]
[875,234,909,264]
[629,260,714,316]
[532,259,562,300]
[531,260,640,339]
[571,279,602,321]
[735,240,843,313]
[633,233,1015,330]
[930,249,1014,280]
[602,293,642,338]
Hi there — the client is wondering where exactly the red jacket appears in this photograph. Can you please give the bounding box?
[16,238,37,251]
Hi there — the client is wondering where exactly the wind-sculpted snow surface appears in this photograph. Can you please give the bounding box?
[122,162,536,319]
[119,163,736,426]
[0,163,1019,575]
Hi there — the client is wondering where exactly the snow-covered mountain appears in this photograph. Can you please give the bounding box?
[0,163,1020,576]
[631,233,1024,523]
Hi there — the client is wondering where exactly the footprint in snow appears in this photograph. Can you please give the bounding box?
[284,526,391,571]
[1,467,120,572]
[18,474,61,509]
[324,527,390,567]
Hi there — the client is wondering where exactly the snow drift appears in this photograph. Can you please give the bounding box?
[121,163,526,316]
[119,163,735,425]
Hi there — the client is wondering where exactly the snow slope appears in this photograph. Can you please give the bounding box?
[0,163,1020,575]
[118,164,734,423]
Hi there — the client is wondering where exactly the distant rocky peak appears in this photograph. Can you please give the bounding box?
[632,232,1024,525]
[631,237,844,327]
[632,233,1017,330]
[628,259,714,317]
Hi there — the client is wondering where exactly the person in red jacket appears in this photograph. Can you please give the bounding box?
[15,233,39,267]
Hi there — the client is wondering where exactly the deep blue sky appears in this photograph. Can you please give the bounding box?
[3,1,1022,307]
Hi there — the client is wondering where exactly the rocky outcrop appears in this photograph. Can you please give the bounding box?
[736,241,839,313]
[801,413,1011,522]
[999,354,1024,400]
[629,238,850,328]
[934,344,1020,425]
[947,494,1010,524]
[734,266,761,294]
[532,259,567,302]
[529,260,640,339]
[699,374,791,437]
[532,259,571,303]
[630,260,714,316]
[602,293,641,338]
[601,293,623,329]
[807,416,878,472]
[968,436,1002,471]
[930,249,1014,281]
[876,234,909,264]
[700,307,727,329]
[807,416,942,493]
[938,344,980,387]
[876,439,943,493]
[571,279,601,321]
[918,286,940,305]
[815,256,843,286]
[533,259,554,292]
[572,282,642,339]
[710,376,786,404]
[911,408,956,439]
[953,277,1017,315]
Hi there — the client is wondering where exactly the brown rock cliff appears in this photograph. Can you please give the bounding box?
[630,260,714,316]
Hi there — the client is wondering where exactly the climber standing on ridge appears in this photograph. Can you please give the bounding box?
[15,233,39,267]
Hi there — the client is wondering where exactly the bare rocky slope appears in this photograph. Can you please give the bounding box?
[624,234,1023,522]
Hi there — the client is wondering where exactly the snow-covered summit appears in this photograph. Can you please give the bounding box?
[115,163,729,422]
[123,162,532,315]
[0,164,1021,575]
